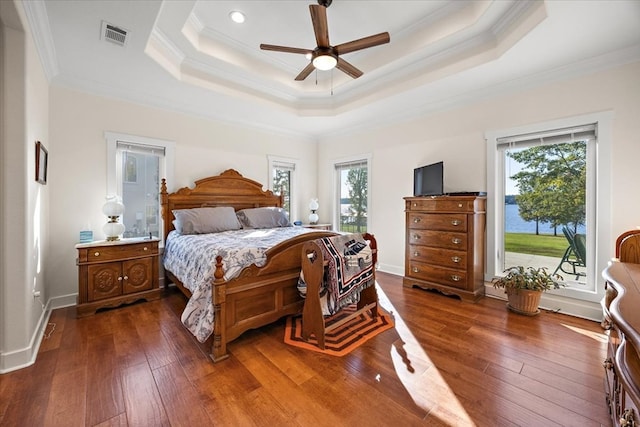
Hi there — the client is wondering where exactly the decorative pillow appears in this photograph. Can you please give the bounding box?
[236,207,292,229]
[172,207,241,234]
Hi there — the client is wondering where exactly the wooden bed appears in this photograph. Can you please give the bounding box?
[160,169,337,362]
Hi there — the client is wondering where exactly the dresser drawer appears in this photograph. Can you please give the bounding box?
[408,230,467,250]
[409,245,466,269]
[407,198,476,213]
[407,261,468,289]
[408,213,467,232]
[78,241,158,263]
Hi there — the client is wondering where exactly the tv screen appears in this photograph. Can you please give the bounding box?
[414,161,443,196]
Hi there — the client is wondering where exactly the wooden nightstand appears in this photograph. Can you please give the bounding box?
[76,238,161,317]
[304,223,332,230]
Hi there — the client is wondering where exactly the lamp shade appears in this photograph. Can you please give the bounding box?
[309,198,319,211]
[102,197,124,217]
[312,54,337,71]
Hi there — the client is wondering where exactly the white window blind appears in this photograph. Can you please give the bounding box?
[497,124,596,149]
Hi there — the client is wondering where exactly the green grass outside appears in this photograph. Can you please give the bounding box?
[505,232,568,258]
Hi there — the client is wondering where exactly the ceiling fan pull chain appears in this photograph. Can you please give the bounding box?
[331,69,333,96]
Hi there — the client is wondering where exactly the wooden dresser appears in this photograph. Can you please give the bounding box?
[76,238,161,317]
[403,195,486,302]
[601,231,640,426]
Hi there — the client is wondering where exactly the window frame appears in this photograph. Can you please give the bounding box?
[485,112,613,306]
[105,131,175,245]
[332,154,372,233]
[268,155,298,220]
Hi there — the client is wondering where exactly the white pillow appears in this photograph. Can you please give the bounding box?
[236,207,291,229]
[172,207,241,234]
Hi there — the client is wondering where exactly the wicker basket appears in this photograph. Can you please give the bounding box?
[506,288,542,316]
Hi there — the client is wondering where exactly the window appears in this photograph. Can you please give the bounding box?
[486,112,613,308]
[106,132,174,244]
[268,156,297,219]
[334,156,370,233]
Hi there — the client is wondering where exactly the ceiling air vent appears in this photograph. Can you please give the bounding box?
[101,21,128,47]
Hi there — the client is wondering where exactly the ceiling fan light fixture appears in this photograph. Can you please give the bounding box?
[229,11,246,24]
[312,54,337,71]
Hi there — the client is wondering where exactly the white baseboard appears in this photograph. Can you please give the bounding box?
[0,299,52,374]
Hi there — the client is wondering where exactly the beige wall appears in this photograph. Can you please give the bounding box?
[47,86,318,301]
[1,0,50,372]
[317,62,640,279]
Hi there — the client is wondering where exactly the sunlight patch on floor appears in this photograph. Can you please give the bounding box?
[561,323,607,343]
[376,284,477,426]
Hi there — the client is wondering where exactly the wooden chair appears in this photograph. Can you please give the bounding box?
[616,229,640,264]
[299,233,378,350]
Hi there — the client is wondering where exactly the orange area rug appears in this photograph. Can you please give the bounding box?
[284,305,394,356]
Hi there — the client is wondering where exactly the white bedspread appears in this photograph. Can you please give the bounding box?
[163,227,317,342]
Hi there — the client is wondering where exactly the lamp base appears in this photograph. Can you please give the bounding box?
[106,236,120,242]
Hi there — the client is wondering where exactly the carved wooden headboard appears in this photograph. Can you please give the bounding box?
[160,169,284,241]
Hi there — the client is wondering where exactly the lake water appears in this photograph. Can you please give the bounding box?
[504,203,586,234]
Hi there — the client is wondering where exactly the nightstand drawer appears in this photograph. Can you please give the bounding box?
[78,241,158,263]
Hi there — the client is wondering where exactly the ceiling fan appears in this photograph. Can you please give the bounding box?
[260,0,390,81]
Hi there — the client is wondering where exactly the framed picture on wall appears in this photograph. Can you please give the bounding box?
[35,141,48,184]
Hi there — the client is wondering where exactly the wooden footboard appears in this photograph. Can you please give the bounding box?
[208,231,336,361]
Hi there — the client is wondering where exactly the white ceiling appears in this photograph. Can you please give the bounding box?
[24,0,640,138]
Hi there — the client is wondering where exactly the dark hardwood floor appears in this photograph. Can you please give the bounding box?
[0,272,609,426]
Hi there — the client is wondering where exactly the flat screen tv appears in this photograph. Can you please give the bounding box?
[413,161,443,196]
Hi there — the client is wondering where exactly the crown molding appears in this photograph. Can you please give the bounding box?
[21,0,59,81]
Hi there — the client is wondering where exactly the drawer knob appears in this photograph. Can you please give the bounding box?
[451,219,461,226]
[118,276,123,281]
[413,217,421,223]
[123,276,128,280]
[413,202,417,207]
[414,251,419,257]
[143,247,148,251]
[451,275,461,282]
[94,252,100,257]
[458,203,463,208]
[451,256,461,263]
[412,267,419,273]
[452,238,461,245]
[413,234,421,240]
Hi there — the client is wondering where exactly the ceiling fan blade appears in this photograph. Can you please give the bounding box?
[295,62,316,81]
[334,32,390,55]
[309,5,330,48]
[260,44,313,55]
[336,57,363,79]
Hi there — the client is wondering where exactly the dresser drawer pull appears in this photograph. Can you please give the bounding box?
[413,202,417,207]
[451,275,461,282]
[94,252,100,257]
[413,251,419,257]
[458,203,463,208]
[144,247,148,251]
[413,234,421,240]
[413,217,421,223]
[451,256,461,263]
[452,238,462,245]
[117,276,123,281]
[451,219,461,226]
[123,276,128,280]
[412,267,419,273]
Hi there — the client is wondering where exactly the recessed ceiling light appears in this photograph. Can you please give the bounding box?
[229,11,245,24]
